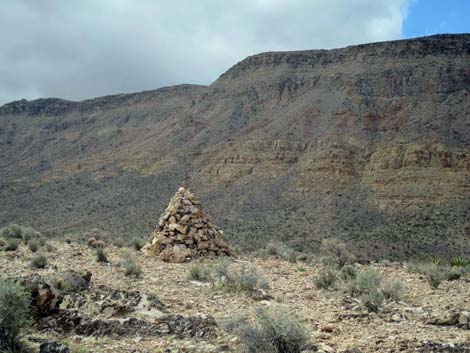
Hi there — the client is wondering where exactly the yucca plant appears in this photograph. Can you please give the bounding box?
[450,256,469,268]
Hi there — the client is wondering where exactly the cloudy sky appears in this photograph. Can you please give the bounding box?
[0,0,468,104]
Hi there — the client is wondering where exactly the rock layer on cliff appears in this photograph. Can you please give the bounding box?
[142,187,231,262]
[0,34,469,260]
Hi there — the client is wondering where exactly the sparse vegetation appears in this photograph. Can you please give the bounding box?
[129,237,145,251]
[314,267,337,290]
[348,269,382,297]
[187,258,268,294]
[221,305,307,353]
[339,264,357,281]
[96,247,108,263]
[360,290,384,313]
[4,238,20,251]
[320,238,355,270]
[0,280,31,352]
[122,255,142,277]
[188,263,212,281]
[30,255,48,269]
[425,265,444,289]
[27,239,40,253]
[450,256,469,267]
[262,241,297,263]
[382,278,404,302]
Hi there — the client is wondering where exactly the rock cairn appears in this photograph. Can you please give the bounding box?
[142,187,232,262]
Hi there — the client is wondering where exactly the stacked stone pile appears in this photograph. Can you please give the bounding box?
[142,187,232,262]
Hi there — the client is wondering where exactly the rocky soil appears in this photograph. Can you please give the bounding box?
[1,241,469,353]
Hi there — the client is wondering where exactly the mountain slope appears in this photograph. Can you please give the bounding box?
[1,34,469,260]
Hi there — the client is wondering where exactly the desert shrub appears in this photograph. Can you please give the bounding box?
[122,256,142,277]
[188,263,212,282]
[425,265,444,289]
[296,254,309,262]
[211,257,231,282]
[229,266,268,292]
[45,243,56,252]
[223,305,307,353]
[129,238,145,251]
[0,224,23,239]
[382,279,404,302]
[450,256,469,267]
[360,290,384,313]
[339,264,357,281]
[4,238,21,251]
[263,242,297,263]
[28,239,40,253]
[187,258,230,283]
[445,267,463,281]
[21,227,42,243]
[30,255,48,269]
[320,238,355,270]
[348,269,381,297]
[187,259,268,293]
[0,225,42,245]
[0,280,31,351]
[96,248,108,263]
[314,268,337,290]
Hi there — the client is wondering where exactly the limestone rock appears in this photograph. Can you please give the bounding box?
[142,187,232,262]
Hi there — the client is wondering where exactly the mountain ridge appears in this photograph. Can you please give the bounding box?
[1,34,469,260]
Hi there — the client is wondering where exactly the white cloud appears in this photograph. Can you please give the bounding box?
[0,0,411,104]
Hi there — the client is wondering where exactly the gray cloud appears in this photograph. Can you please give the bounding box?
[0,0,410,104]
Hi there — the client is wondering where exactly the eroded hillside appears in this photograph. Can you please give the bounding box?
[1,34,469,259]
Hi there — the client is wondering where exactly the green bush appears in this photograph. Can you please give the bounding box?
[0,280,31,351]
[264,242,297,263]
[314,268,337,290]
[320,238,355,270]
[360,290,384,313]
[188,263,212,282]
[211,257,231,283]
[187,259,268,293]
[30,255,48,269]
[28,239,40,253]
[450,256,469,267]
[382,279,404,302]
[21,227,42,243]
[348,269,382,297]
[4,238,20,251]
[222,305,307,353]
[129,238,145,251]
[425,265,444,289]
[0,224,23,239]
[96,248,108,263]
[229,266,268,293]
[445,267,462,281]
[339,264,357,281]
[45,243,56,252]
[122,256,142,277]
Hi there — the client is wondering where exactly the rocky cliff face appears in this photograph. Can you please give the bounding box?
[1,34,469,260]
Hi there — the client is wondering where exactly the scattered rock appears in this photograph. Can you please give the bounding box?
[59,285,166,319]
[39,341,71,353]
[38,311,216,339]
[142,187,232,263]
[418,342,470,352]
[427,308,470,329]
